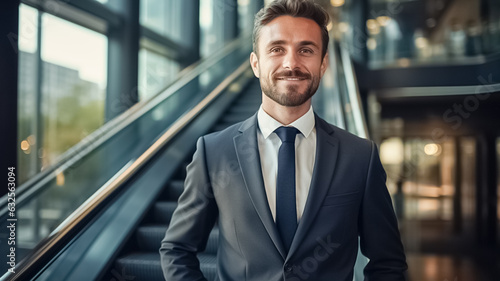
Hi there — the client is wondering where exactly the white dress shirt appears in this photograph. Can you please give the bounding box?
[257,105,317,222]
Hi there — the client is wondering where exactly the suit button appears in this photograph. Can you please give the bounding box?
[284,264,293,272]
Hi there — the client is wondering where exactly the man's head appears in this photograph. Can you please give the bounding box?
[250,0,330,108]
[253,0,330,58]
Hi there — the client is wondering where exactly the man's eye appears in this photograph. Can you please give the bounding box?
[300,49,313,54]
[270,48,283,53]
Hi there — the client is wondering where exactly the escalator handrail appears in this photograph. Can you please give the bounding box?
[337,42,370,139]
[0,35,250,216]
[1,61,251,281]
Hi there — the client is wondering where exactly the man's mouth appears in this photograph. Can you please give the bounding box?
[276,76,308,81]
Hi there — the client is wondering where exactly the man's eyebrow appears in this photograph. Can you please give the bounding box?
[298,41,320,49]
[266,40,320,49]
[267,40,287,47]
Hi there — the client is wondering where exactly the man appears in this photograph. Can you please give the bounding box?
[160,0,407,280]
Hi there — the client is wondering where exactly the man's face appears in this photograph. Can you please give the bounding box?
[250,16,328,107]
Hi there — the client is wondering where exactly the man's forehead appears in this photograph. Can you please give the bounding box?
[259,16,322,46]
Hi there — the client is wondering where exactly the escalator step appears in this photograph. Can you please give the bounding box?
[153,201,177,224]
[136,225,219,255]
[165,180,184,200]
[114,252,217,281]
[172,161,191,180]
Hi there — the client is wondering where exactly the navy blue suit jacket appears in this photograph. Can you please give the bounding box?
[160,113,407,280]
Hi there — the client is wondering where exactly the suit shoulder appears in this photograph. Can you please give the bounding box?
[319,118,372,148]
[335,126,371,146]
[202,121,243,146]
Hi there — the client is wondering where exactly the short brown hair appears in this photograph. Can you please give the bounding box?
[252,0,330,58]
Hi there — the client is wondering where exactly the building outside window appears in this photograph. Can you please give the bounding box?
[18,4,108,184]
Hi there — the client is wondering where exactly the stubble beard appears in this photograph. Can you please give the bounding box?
[260,69,321,107]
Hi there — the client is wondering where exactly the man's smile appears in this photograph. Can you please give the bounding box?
[276,76,308,81]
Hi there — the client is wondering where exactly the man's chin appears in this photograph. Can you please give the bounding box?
[278,83,306,94]
[268,92,312,107]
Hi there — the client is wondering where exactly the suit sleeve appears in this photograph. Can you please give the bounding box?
[159,136,218,281]
[358,141,408,280]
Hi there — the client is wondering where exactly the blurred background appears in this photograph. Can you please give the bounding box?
[0,0,499,280]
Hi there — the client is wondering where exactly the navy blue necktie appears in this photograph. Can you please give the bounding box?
[274,126,300,252]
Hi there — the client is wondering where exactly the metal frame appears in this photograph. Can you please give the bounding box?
[105,0,140,120]
[375,83,500,99]
[22,0,112,34]
[140,27,189,61]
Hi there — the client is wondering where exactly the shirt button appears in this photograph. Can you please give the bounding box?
[284,264,293,272]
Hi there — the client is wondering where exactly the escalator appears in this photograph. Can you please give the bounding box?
[101,80,262,281]
[0,36,368,281]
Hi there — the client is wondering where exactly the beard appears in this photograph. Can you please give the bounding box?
[260,68,320,107]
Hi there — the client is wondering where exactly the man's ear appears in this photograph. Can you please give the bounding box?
[320,52,328,78]
[250,52,260,78]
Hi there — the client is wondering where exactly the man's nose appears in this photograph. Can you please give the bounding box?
[282,52,300,70]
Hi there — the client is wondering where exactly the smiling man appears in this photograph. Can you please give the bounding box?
[160,1,407,280]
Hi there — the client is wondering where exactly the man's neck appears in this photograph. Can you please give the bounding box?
[261,94,311,125]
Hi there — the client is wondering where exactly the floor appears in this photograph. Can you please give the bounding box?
[400,220,500,281]
[406,254,496,281]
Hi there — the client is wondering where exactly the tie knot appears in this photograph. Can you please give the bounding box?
[274,126,299,143]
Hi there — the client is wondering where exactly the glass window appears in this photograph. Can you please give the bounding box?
[18,6,108,183]
[140,0,182,43]
[200,0,216,57]
[18,4,39,183]
[200,0,240,57]
[39,14,108,168]
[238,0,253,35]
[138,47,180,101]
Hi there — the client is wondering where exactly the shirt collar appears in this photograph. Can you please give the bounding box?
[257,105,315,139]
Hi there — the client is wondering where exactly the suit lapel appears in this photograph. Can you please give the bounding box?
[287,115,340,259]
[233,114,287,259]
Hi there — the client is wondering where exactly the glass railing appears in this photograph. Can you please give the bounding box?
[0,36,252,274]
[314,39,368,138]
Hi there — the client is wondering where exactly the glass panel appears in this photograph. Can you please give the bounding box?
[18,4,39,184]
[200,0,235,57]
[237,0,253,35]
[200,0,216,57]
[140,0,182,43]
[138,48,180,101]
[40,13,108,168]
